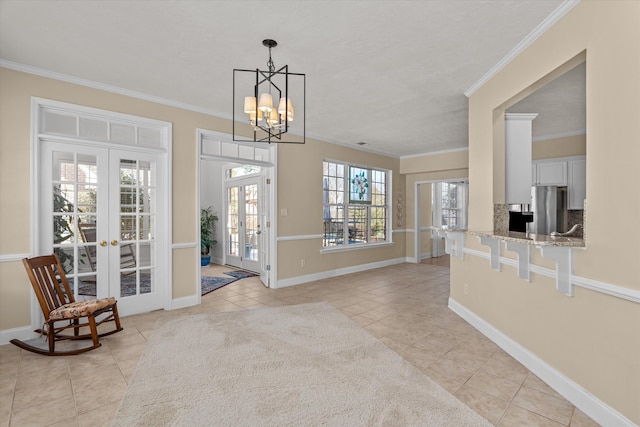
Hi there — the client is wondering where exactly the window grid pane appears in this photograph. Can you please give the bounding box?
[323,161,345,247]
[323,160,388,247]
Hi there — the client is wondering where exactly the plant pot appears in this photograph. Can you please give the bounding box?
[201,255,211,267]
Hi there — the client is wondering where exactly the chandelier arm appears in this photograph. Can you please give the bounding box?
[233,39,305,144]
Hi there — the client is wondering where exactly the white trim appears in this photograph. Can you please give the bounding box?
[170,295,199,311]
[0,254,30,263]
[533,155,586,164]
[277,234,323,242]
[196,128,278,290]
[320,241,395,255]
[463,247,640,304]
[172,242,198,250]
[392,228,411,233]
[448,298,636,427]
[30,98,40,330]
[420,252,433,260]
[399,146,469,160]
[308,132,402,159]
[0,325,37,347]
[533,129,586,143]
[30,97,172,317]
[414,178,469,266]
[571,275,640,304]
[274,257,406,289]
[2,60,232,121]
[464,0,581,97]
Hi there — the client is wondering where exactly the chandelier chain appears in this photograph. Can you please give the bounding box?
[267,47,275,74]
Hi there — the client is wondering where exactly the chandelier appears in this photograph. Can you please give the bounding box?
[233,39,305,144]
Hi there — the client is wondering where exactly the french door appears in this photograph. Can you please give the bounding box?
[40,141,165,316]
[225,177,261,273]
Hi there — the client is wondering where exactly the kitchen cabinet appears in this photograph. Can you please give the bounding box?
[532,156,586,210]
[532,161,567,186]
[568,158,586,209]
[505,113,537,204]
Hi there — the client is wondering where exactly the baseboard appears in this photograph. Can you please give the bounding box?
[448,298,636,427]
[274,257,407,288]
[0,325,38,347]
[420,252,432,260]
[170,294,199,310]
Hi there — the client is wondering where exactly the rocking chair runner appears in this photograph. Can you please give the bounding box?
[10,254,123,356]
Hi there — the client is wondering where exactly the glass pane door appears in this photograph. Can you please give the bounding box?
[110,151,162,314]
[40,142,164,315]
[43,143,109,299]
[226,186,240,261]
[244,183,258,262]
[225,178,260,272]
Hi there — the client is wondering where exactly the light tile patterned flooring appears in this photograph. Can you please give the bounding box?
[0,260,600,426]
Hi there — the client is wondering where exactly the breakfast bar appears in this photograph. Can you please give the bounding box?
[433,227,586,297]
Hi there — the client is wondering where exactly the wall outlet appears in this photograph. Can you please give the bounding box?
[300,259,306,268]
[464,283,469,295]
[281,208,288,216]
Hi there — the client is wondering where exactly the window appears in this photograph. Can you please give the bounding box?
[323,160,389,248]
[432,181,468,228]
[226,165,261,179]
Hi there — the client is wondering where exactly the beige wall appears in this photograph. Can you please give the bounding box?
[401,148,468,260]
[460,1,640,423]
[0,67,404,330]
[533,133,586,160]
[277,140,405,279]
[400,149,468,174]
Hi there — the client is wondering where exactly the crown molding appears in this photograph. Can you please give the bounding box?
[532,129,586,142]
[0,59,233,120]
[464,0,581,97]
[1,59,405,159]
[400,146,469,160]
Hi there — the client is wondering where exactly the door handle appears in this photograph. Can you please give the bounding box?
[256,231,262,235]
[99,240,107,247]
[111,240,118,246]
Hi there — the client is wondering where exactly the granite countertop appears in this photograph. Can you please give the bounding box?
[431,226,467,232]
[467,230,585,247]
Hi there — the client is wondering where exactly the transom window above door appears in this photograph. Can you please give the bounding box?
[322,160,390,249]
[226,165,262,178]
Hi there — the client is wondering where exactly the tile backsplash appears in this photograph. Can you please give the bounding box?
[568,209,584,238]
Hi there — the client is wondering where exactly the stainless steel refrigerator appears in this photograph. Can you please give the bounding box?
[528,186,568,235]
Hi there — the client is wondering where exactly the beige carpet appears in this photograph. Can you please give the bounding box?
[112,302,491,426]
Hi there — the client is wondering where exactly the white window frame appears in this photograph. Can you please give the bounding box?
[321,159,392,253]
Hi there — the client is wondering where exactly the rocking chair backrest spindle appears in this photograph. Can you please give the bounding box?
[22,254,76,319]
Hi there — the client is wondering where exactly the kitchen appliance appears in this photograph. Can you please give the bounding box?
[508,210,533,233]
[529,185,568,235]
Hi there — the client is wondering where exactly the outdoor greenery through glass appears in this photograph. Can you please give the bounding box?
[323,161,388,247]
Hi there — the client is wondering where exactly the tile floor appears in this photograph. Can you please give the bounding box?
[0,261,600,426]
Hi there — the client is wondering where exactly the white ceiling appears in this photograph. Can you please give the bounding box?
[0,0,583,157]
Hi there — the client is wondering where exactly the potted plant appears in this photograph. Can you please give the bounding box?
[200,207,219,266]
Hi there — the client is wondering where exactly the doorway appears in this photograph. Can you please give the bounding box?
[33,99,170,317]
[198,130,276,294]
[414,179,468,263]
[225,176,262,272]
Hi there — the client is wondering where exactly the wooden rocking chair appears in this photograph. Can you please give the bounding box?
[10,254,123,356]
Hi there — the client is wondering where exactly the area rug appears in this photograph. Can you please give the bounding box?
[223,270,258,280]
[77,274,151,297]
[201,276,237,296]
[111,302,491,426]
